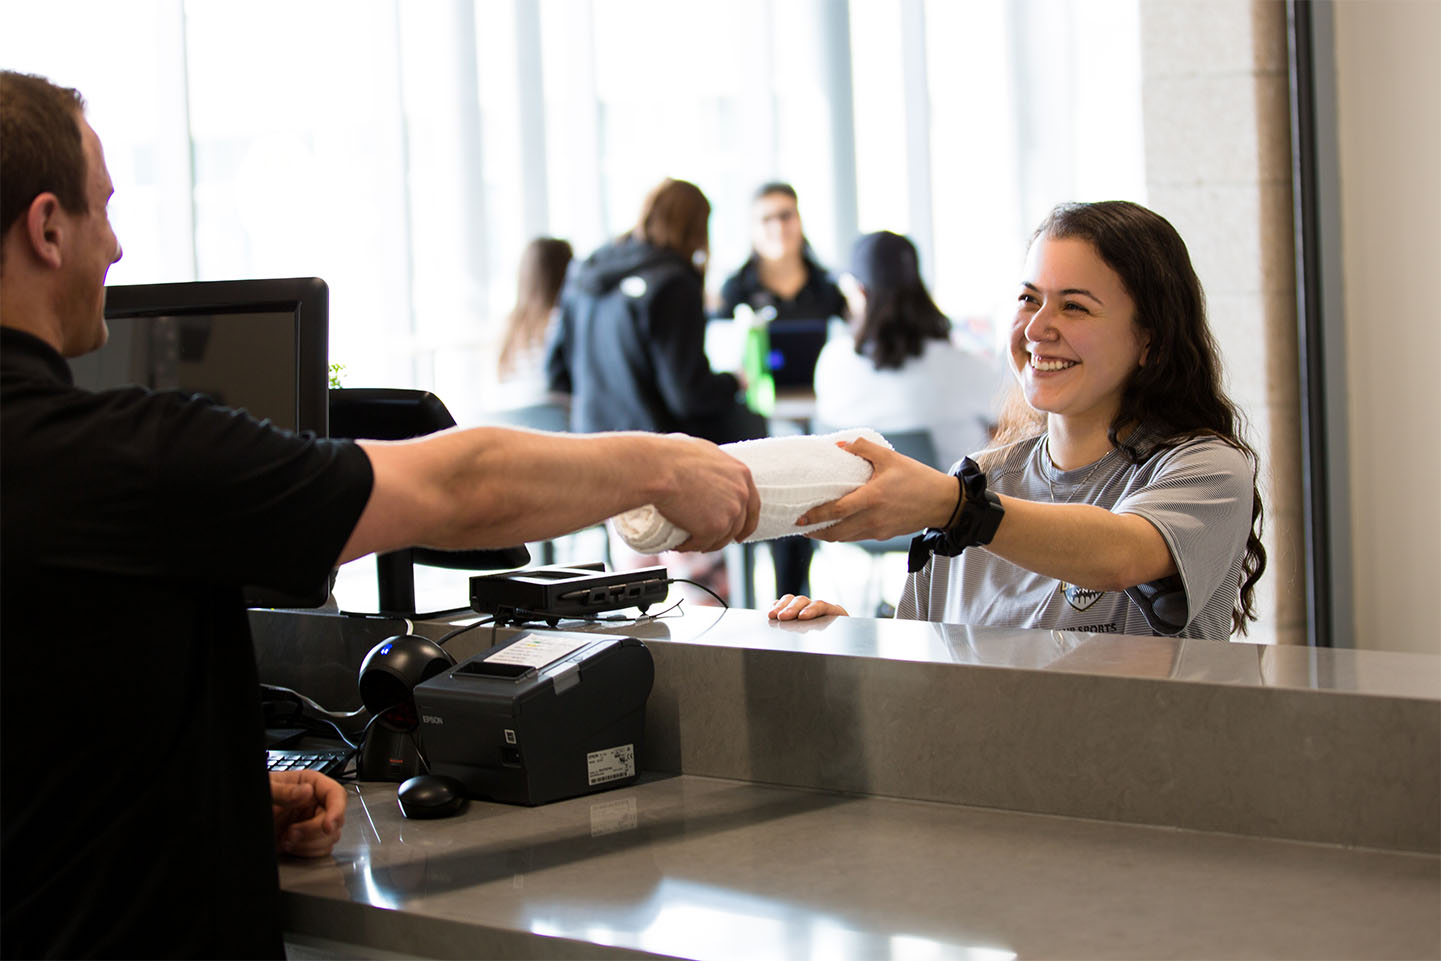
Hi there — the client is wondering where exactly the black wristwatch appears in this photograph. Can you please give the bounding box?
[906,457,1005,572]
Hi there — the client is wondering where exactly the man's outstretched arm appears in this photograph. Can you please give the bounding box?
[337,427,759,564]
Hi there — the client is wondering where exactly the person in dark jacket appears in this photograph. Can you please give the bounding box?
[545,179,770,603]
[546,177,763,444]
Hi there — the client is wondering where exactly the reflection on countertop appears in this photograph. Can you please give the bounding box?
[282,774,1439,961]
[530,608,1440,700]
[278,608,1440,959]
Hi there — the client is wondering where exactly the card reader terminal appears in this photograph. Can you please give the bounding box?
[469,564,670,621]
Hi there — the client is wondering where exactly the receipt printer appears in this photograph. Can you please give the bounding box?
[411,630,654,805]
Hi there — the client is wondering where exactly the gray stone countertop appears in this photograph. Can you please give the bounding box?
[468,606,1440,701]
[281,772,1440,960]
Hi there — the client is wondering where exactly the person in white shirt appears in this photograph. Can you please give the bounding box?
[813,230,1003,469]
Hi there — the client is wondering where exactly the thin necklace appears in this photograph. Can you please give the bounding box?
[1042,436,1117,504]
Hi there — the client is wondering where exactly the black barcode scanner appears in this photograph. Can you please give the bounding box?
[356,635,454,781]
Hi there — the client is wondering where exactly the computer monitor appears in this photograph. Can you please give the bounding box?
[74,277,331,607]
[79,276,330,435]
[764,318,831,389]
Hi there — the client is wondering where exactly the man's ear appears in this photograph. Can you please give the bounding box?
[25,193,66,269]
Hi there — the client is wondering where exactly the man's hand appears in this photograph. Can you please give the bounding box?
[342,426,762,565]
[794,437,955,542]
[270,770,347,858]
[651,435,761,552]
[768,593,849,621]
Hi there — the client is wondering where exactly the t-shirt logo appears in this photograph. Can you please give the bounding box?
[1059,582,1103,611]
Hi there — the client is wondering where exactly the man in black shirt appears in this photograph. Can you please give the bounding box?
[0,71,759,960]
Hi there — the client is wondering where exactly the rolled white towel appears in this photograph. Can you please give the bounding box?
[611,427,890,553]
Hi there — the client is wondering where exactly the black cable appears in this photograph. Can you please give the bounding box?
[260,684,369,753]
[408,728,431,773]
[608,595,686,620]
[435,614,495,648]
[666,577,730,610]
[261,682,367,720]
[349,701,400,769]
[309,715,361,751]
[359,709,389,738]
[491,606,517,643]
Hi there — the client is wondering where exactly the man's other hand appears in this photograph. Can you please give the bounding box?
[270,770,347,858]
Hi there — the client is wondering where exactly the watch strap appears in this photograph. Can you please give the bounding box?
[906,457,1005,573]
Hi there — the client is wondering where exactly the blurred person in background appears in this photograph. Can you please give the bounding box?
[546,177,760,444]
[494,236,572,411]
[717,181,845,323]
[546,178,765,601]
[814,230,1003,470]
[714,182,848,598]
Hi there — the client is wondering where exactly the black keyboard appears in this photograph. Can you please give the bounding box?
[266,747,351,777]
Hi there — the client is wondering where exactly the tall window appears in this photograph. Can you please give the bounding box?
[3,0,1145,413]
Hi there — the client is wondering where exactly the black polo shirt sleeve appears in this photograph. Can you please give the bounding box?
[6,380,372,597]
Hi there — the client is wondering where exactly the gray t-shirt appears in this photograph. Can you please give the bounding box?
[896,432,1253,640]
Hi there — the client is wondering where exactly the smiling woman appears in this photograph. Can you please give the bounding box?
[1011,235,1149,445]
[6,0,1333,643]
[772,200,1267,642]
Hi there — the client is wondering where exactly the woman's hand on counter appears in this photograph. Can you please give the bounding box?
[769,593,849,621]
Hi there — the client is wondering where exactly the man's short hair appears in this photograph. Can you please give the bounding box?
[1,70,89,240]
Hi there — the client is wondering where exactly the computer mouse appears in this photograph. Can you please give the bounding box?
[396,774,469,819]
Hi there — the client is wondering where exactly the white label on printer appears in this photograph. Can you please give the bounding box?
[484,634,589,669]
[586,744,635,786]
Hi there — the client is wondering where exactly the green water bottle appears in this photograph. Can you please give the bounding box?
[742,319,775,416]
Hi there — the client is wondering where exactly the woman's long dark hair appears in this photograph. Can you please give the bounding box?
[854,284,950,370]
[1010,200,1267,635]
[851,232,950,370]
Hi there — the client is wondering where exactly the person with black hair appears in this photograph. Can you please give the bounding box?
[814,230,1003,470]
[713,183,848,598]
[772,202,1266,641]
[716,182,846,322]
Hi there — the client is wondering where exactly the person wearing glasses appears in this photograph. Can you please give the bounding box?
[716,181,846,324]
[715,182,847,598]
